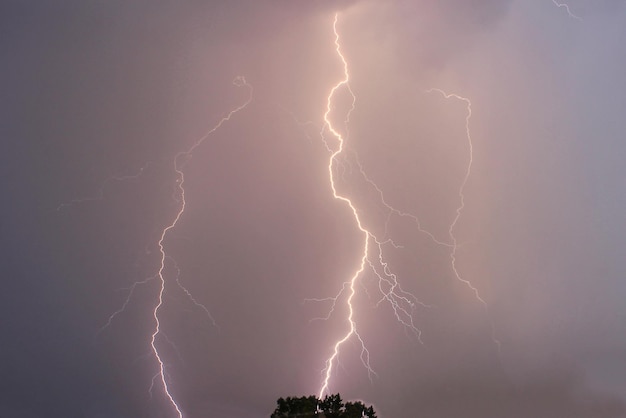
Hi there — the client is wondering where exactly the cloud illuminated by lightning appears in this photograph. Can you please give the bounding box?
[317,13,374,398]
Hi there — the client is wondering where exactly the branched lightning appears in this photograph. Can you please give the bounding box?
[171,257,218,328]
[95,274,156,338]
[354,157,451,248]
[317,13,428,398]
[62,7,514,410]
[316,14,502,397]
[149,75,252,417]
[70,76,252,417]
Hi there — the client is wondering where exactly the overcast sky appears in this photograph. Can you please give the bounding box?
[2,1,626,417]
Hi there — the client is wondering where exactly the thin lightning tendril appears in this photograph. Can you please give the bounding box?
[354,157,451,248]
[150,76,253,417]
[427,88,501,354]
[426,89,485,305]
[551,0,583,21]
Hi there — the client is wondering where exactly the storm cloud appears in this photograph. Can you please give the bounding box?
[2,1,626,417]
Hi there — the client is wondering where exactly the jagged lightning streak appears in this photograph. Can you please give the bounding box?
[427,88,501,354]
[149,75,253,417]
[316,14,502,396]
[317,13,372,398]
[318,13,429,399]
[551,0,583,21]
[426,89,486,305]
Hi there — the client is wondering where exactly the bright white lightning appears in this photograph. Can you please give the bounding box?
[95,274,155,338]
[317,13,428,399]
[316,14,503,396]
[318,13,373,399]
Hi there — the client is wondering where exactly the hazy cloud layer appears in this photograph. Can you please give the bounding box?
[2,1,626,417]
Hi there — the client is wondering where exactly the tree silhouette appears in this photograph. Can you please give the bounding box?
[319,393,343,417]
[271,394,377,418]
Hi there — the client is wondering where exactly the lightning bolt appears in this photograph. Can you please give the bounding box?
[317,13,432,399]
[149,75,252,417]
[67,76,252,417]
[316,14,501,397]
[317,13,372,398]
[551,0,583,21]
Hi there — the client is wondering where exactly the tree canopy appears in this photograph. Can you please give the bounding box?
[271,393,377,418]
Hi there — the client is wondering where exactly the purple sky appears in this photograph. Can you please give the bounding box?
[2,1,626,417]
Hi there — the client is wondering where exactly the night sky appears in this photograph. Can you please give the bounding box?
[2,1,626,417]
